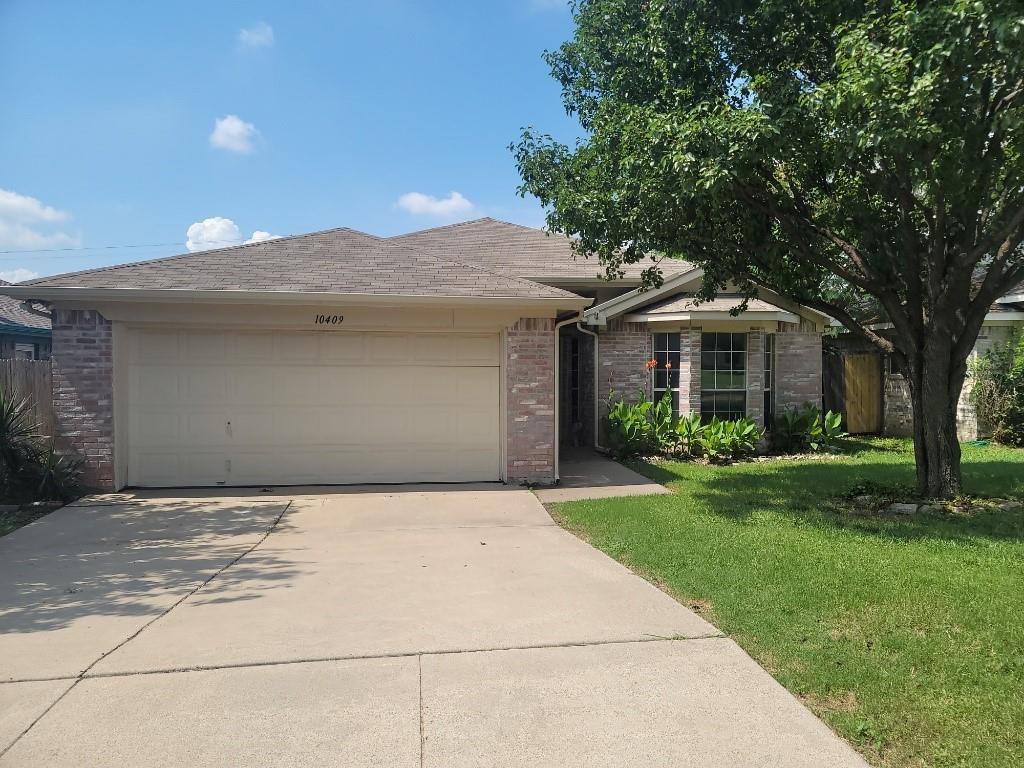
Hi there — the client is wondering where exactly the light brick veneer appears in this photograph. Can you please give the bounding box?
[598,319,653,409]
[51,309,115,490]
[678,328,701,416]
[506,318,556,485]
[745,330,765,426]
[775,332,823,411]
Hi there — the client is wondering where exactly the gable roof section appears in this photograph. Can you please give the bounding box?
[0,281,50,333]
[389,218,693,283]
[633,294,791,315]
[14,227,582,303]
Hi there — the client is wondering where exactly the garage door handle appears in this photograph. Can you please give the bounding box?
[226,421,232,436]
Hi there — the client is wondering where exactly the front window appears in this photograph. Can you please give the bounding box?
[701,332,746,420]
[652,332,680,412]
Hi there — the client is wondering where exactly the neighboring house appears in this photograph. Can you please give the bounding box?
[824,287,1024,440]
[1,218,828,491]
[0,280,51,360]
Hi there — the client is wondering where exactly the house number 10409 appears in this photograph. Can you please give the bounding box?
[314,314,344,325]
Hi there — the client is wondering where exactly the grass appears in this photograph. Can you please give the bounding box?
[0,503,58,538]
[549,438,1024,768]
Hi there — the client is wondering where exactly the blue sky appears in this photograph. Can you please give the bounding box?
[0,0,579,281]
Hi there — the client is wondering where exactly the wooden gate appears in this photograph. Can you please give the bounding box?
[0,359,55,438]
[843,353,882,434]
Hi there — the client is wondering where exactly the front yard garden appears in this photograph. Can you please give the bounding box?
[549,438,1024,768]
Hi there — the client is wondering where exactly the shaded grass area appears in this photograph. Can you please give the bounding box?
[551,439,1024,768]
[0,503,59,538]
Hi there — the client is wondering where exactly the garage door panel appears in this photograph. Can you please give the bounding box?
[182,370,229,404]
[131,411,180,446]
[321,334,366,362]
[279,334,319,362]
[183,332,227,361]
[183,413,230,447]
[133,369,180,405]
[135,331,180,362]
[127,328,501,486]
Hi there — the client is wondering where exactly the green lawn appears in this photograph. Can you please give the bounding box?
[549,439,1024,768]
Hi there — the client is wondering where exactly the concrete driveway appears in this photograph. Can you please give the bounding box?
[0,486,868,767]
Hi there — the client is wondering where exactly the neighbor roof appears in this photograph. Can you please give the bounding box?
[0,281,50,332]
[18,227,580,301]
[389,218,693,282]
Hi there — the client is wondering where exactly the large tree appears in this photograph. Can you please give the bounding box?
[514,0,1024,497]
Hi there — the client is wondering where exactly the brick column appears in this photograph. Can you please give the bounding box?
[678,328,702,416]
[745,330,765,426]
[775,332,823,412]
[506,318,555,485]
[51,309,115,490]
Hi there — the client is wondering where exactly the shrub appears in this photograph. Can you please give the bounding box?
[605,391,655,458]
[968,331,1024,447]
[673,413,706,456]
[0,387,43,497]
[0,386,84,502]
[650,391,678,454]
[770,403,846,453]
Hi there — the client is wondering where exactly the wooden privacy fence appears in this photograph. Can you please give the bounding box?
[0,359,55,437]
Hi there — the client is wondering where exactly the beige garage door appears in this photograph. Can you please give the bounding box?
[125,328,502,487]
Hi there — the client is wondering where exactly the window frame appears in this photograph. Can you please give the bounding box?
[651,332,681,414]
[700,332,747,421]
[763,333,776,426]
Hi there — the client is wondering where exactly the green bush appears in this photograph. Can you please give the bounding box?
[968,331,1024,447]
[770,403,847,453]
[605,390,764,460]
[605,391,655,458]
[0,386,83,502]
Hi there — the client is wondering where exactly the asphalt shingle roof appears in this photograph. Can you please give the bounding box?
[20,227,579,301]
[389,218,693,281]
[637,294,784,315]
[0,281,51,331]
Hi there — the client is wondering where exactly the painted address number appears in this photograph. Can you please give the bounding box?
[314,314,345,325]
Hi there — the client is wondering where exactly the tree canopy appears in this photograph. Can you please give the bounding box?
[515,0,1024,496]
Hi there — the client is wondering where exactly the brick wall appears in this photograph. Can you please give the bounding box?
[505,318,555,485]
[51,309,115,490]
[678,328,701,416]
[745,330,765,426]
[598,319,652,410]
[775,332,822,412]
[883,372,914,437]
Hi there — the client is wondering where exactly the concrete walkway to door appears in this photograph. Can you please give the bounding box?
[0,485,868,767]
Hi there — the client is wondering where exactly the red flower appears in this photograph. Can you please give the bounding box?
[665,361,673,369]
[645,358,658,370]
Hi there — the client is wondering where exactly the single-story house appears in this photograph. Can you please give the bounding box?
[0,280,52,360]
[1,218,827,490]
[824,287,1024,440]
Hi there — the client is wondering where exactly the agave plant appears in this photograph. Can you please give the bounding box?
[0,386,43,494]
[30,442,84,502]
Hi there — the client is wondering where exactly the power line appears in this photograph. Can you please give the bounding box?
[0,239,243,256]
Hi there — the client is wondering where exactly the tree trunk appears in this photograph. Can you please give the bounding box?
[904,345,964,498]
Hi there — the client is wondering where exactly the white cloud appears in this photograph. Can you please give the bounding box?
[396,191,475,218]
[239,22,274,48]
[245,230,280,244]
[0,188,79,250]
[0,268,40,283]
[209,115,258,153]
[186,217,280,252]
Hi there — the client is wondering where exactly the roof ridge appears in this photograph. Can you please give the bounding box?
[23,226,373,285]
[387,217,500,239]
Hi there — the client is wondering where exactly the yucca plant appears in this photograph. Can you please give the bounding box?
[30,442,84,502]
[0,386,43,495]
